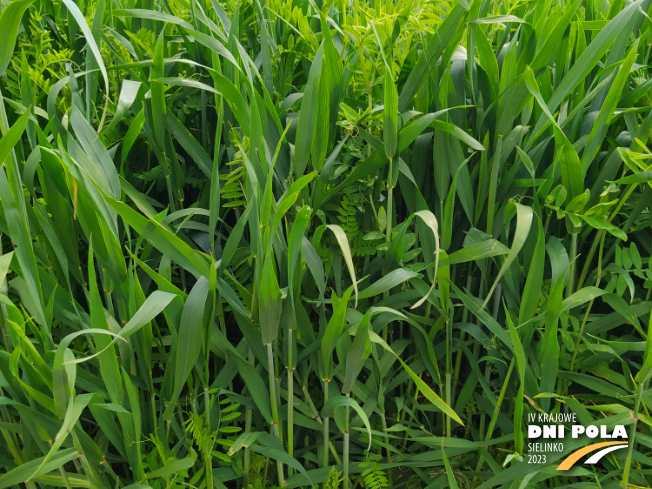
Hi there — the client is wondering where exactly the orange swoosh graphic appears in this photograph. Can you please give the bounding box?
[556,441,627,470]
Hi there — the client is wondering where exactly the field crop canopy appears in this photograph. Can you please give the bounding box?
[1,0,652,487]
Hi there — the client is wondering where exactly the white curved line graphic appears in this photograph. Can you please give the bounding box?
[584,444,628,464]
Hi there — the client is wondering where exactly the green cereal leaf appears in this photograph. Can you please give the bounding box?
[322,396,373,451]
[483,203,533,308]
[102,79,141,136]
[166,111,213,178]
[62,0,108,92]
[431,120,485,150]
[398,5,466,111]
[446,239,509,265]
[228,432,262,455]
[475,27,499,93]
[384,68,398,160]
[269,173,317,249]
[471,15,527,24]
[231,353,272,424]
[171,277,210,406]
[0,112,47,329]
[553,126,584,201]
[259,252,282,345]
[103,194,211,278]
[442,447,461,489]
[0,0,35,76]
[95,403,131,414]
[342,312,372,394]
[519,218,545,325]
[88,241,123,406]
[398,357,464,426]
[581,40,639,171]
[0,252,13,286]
[150,30,167,148]
[324,224,358,307]
[121,109,145,165]
[411,210,440,309]
[145,456,196,480]
[529,0,644,141]
[321,287,353,380]
[0,449,78,489]
[612,170,652,184]
[155,77,220,95]
[249,444,313,485]
[505,309,526,453]
[294,44,324,177]
[288,205,311,307]
[359,269,418,299]
[113,9,194,28]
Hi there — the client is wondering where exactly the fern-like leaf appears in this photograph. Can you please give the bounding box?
[360,461,389,489]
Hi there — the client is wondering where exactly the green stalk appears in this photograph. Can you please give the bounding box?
[566,231,578,299]
[485,358,515,442]
[267,343,285,487]
[400,378,418,452]
[475,358,515,472]
[244,348,254,487]
[622,380,646,486]
[382,157,395,344]
[557,230,580,396]
[322,380,330,469]
[453,275,473,401]
[543,208,551,236]
[380,412,393,486]
[0,392,21,466]
[287,328,295,478]
[203,289,217,489]
[486,137,502,236]
[478,283,501,445]
[386,157,394,246]
[568,230,606,383]
[54,466,71,489]
[445,315,452,437]
[302,382,341,467]
[203,387,213,489]
[576,229,604,290]
[263,457,270,486]
[275,338,284,444]
[343,398,350,489]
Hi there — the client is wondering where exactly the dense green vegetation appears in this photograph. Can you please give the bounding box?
[0,0,652,487]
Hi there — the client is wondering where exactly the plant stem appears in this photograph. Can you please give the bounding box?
[322,379,330,469]
[380,412,393,486]
[386,157,394,246]
[244,348,254,488]
[622,380,646,487]
[454,275,473,401]
[203,387,213,489]
[486,358,515,442]
[476,358,515,472]
[445,314,452,437]
[567,232,578,299]
[287,328,295,478]
[58,466,73,489]
[568,230,606,382]
[576,229,603,290]
[343,398,350,489]
[267,343,285,486]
